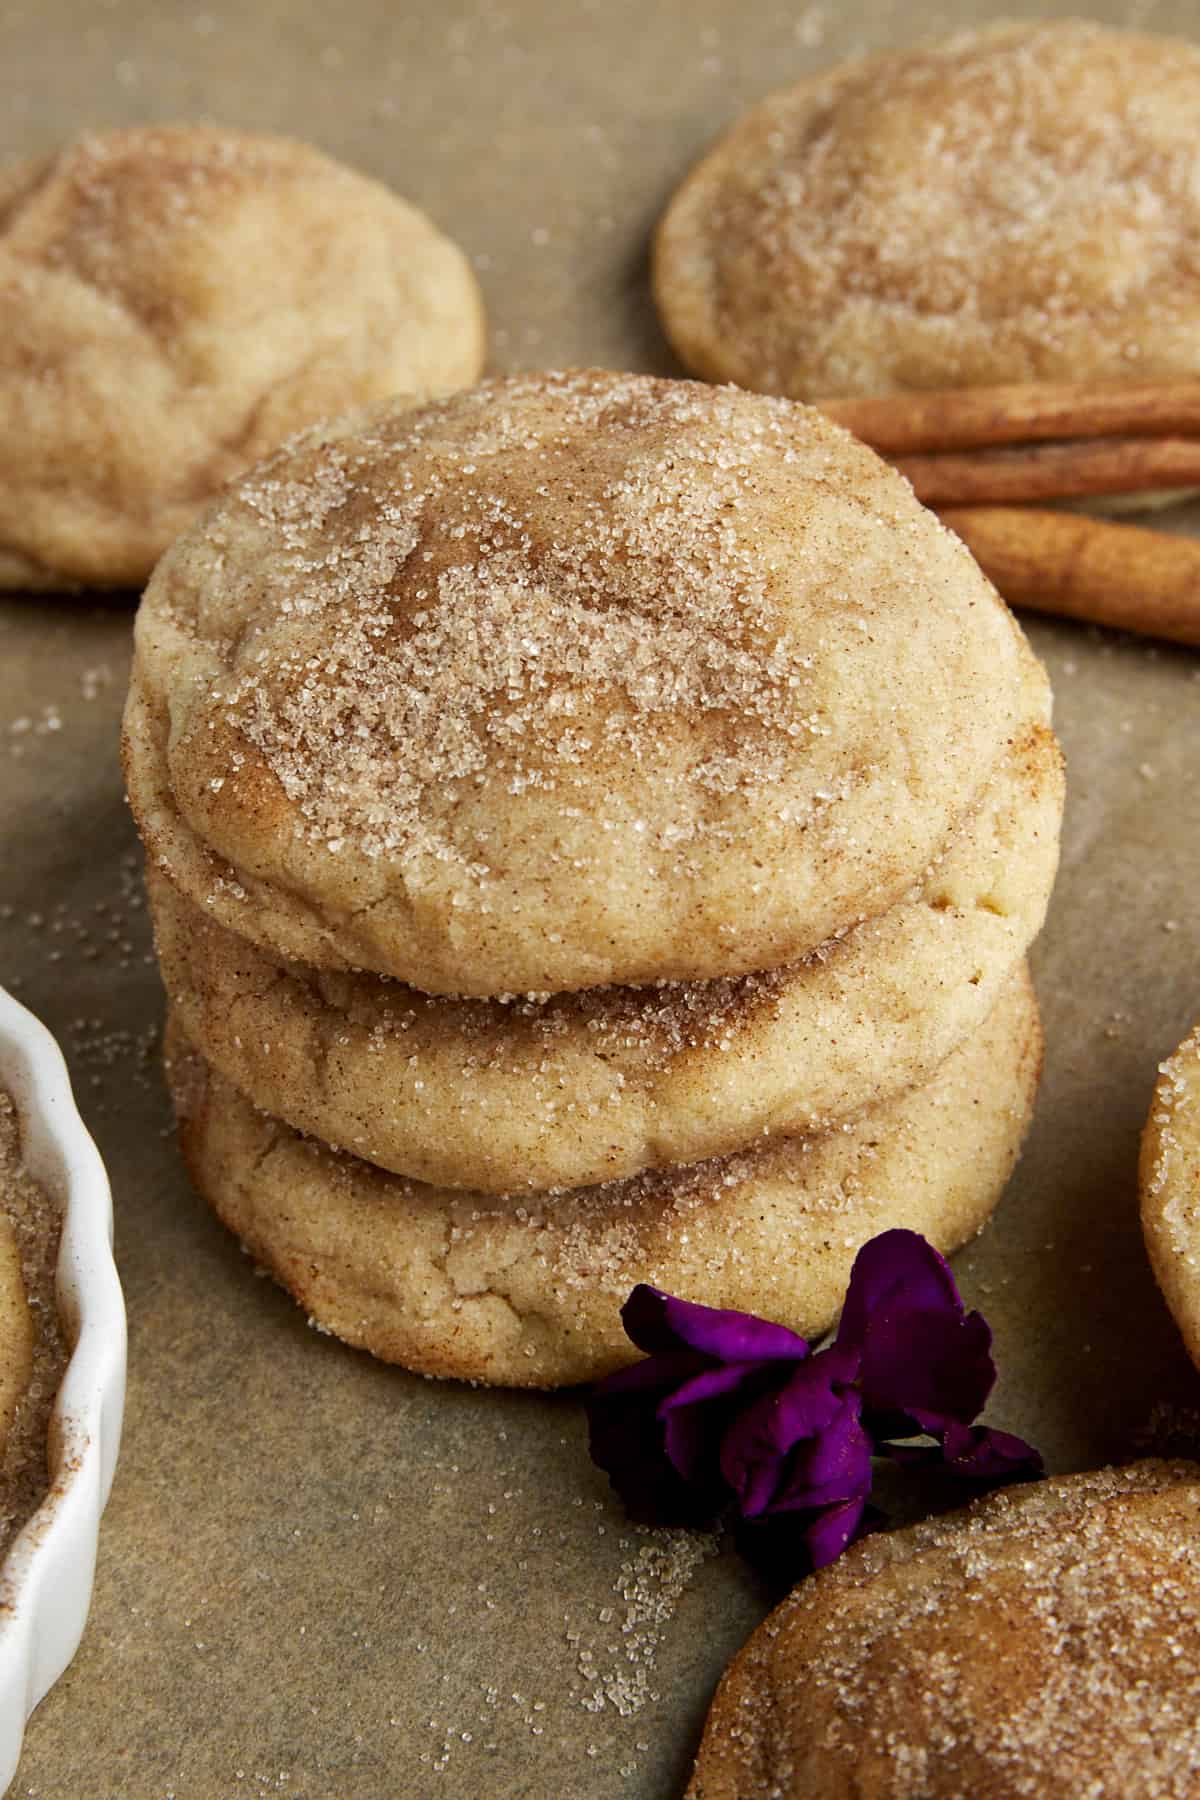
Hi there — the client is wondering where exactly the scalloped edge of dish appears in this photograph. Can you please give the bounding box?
[0,986,125,1794]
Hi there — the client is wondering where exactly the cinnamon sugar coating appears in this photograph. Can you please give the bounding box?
[0,1209,31,1470]
[148,659,1060,1192]
[126,371,1025,994]
[164,966,1040,1388]
[0,1087,65,1561]
[1141,1022,1200,1371]
[655,21,1200,401]
[0,125,484,590]
[688,1461,1200,1799]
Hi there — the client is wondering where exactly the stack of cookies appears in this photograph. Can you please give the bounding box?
[123,371,1063,1387]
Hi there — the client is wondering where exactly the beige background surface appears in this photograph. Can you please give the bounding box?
[2,1,1200,1795]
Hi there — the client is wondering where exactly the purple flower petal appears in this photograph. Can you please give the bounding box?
[587,1377,725,1525]
[659,1362,778,1481]
[720,1346,866,1517]
[591,1349,706,1400]
[940,1421,1044,1483]
[761,1399,874,1518]
[621,1285,810,1363]
[805,1495,871,1570]
[587,1290,811,1528]
[659,1363,770,1416]
[837,1230,962,1354]
[837,1230,996,1428]
[860,1304,996,1430]
[719,1357,840,1510]
[736,1497,880,1589]
[587,1244,1045,1584]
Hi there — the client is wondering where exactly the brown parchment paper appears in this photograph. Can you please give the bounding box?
[3,1,1200,1794]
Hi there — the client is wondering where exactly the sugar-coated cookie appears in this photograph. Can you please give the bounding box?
[149,669,1060,1191]
[1141,1021,1200,1370]
[165,967,1040,1388]
[0,126,484,589]
[126,371,1026,994]
[656,22,1200,402]
[688,1460,1200,1799]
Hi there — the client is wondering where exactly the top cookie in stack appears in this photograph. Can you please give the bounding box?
[127,369,1030,995]
[125,372,1061,1380]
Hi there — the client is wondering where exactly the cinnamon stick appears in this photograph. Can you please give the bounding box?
[939,507,1200,648]
[822,379,1200,455]
[900,437,1200,507]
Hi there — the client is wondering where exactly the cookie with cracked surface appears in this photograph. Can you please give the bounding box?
[687,1460,1200,1799]
[655,21,1200,402]
[148,656,1060,1191]
[125,370,1027,994]
[1141,1021,1200,1371]
[0,125,484,590]
[164,964,1040,1388]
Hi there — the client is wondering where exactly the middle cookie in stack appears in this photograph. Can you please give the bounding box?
[125,371,1063,1386]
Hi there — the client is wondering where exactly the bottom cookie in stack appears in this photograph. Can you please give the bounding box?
[165,966,1041,1388]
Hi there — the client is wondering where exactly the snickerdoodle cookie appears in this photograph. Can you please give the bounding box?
[165,965,1040,1388]
[125,372,1027,996]
[0,126,485,590]
[1141,1021,1200,1370]
[655,22,1200,402]
[688,1460,1200,1799]
[148,662,1060,1191]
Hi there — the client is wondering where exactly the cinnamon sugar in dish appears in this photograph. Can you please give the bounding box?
[0,1086,66,1562]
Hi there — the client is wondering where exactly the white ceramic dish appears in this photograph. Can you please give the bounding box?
[0,987,125,1795]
